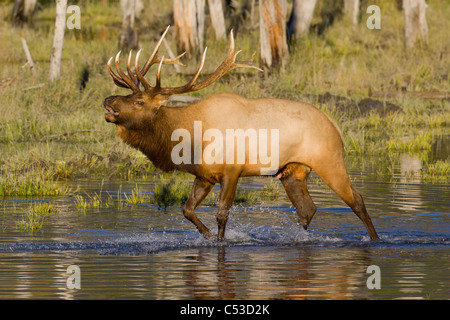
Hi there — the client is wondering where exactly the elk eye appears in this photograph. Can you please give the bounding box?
[134,101,144,106]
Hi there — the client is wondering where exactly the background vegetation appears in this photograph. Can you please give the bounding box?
[0,0,448,208]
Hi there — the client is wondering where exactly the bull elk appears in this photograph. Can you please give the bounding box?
[104,26,379,241]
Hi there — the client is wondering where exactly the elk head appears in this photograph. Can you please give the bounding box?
[104,25,262,130]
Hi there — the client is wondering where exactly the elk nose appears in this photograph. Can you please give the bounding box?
[103,96,116,106]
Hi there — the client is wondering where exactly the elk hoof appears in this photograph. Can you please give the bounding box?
[201,231,216,241]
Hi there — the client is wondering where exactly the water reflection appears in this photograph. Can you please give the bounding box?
[1,245,448,299]
[177,246,374,300]
[0,149,449,300]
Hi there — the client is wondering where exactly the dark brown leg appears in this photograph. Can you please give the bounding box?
[183,177,214,239]
[348,186,379,240]
[312,161,379,241]
[279,164,317,230]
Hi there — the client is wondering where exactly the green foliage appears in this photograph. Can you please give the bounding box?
[0,0,448,202]
[17,202,56,231]
[152,176,191,211]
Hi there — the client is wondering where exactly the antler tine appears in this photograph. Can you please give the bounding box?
[127,50,138,85]
[229,29,235,52]
[140,25,170,76]
[155,56,165,89]
[163,51,186,66]
[185,47,207,88]
[156,29,261,95]
[107,27,261,95]
[107,57,130,89]
[135,49,151,92]
[115,51,140,92]
[228,29,262,72]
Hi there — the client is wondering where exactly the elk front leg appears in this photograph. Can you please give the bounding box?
[183,177,214,239]
[217,175,239,241]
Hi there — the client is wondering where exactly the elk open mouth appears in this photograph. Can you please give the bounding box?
[104,105,119,122]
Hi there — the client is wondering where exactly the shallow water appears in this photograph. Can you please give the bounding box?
[0,154,449,300]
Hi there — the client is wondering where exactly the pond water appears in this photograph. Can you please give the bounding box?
[0,152,449,300]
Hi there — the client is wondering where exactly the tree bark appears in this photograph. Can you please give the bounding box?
[259,0,289,70]
[49,0,67,81]
[208,0,226,39]
[19,34,35,74]
[344,0,359,25]
[287,0,317,40]
[403,0,428,47]
[11,0,37,26]
[173,0,206,58]
[118,0,139,50]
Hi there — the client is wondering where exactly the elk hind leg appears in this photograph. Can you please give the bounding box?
[279,164,316,230]
[313,162,379,240]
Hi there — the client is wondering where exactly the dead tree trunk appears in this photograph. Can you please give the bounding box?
[287,0,317,40]
[49,0,67,81]
[118,0,139,50]
[11,0,37,26]
[344,0,359,25]
[208,0,226,39]
[403,0,428,47]
[173,0,205,58]
[259,0,289,70]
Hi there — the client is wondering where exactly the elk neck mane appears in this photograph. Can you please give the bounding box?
[115,106,180,172]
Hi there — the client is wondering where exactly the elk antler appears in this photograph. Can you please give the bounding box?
[107,25,185,93]
[108,26,262,96]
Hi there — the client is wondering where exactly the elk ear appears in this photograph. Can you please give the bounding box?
[152,95,170,113]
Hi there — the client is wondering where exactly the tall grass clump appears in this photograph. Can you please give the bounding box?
[152,175,191,211]
[0,170,70,197]
[17,202,56,231]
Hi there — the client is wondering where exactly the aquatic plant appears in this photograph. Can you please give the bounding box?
[124,185,150,205]
[75,193,111,213]
[0,170,70,197]
[421,160,450,183]
[260,179,281,201]
[152,176,191,211]
[17,203,55,231]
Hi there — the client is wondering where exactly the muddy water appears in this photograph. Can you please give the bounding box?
[0,154,449,300]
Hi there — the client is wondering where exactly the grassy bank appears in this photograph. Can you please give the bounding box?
[0,0,448,203]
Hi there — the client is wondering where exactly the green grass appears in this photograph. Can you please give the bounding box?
[421,160,450,183]
[124,185,151,205]
[75,192,112,213]
[152,175,191,210]
[17,202,56,231]
[0,0,448,202]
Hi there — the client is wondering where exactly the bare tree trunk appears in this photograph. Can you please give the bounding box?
[344,0,359,25]
[403,0,428,47]
[287,0,317,40]
[259,0,289,70]
[208,0,226,39]
[118,0,139,50]
[173,0,206,58]
[49,0,67,81]
[11,0,37,26]
[19,34,35,74]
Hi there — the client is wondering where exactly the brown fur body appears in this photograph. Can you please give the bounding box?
[104,91,379,241]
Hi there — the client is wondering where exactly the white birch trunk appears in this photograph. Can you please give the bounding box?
[344,0,359,25]
[119,0,138,49]
[49,0,67,81]
[287,0,317,39]
[403,0,428,47]
[208,0,226,39]
[173,0,205,57]
[259,0,289,69]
